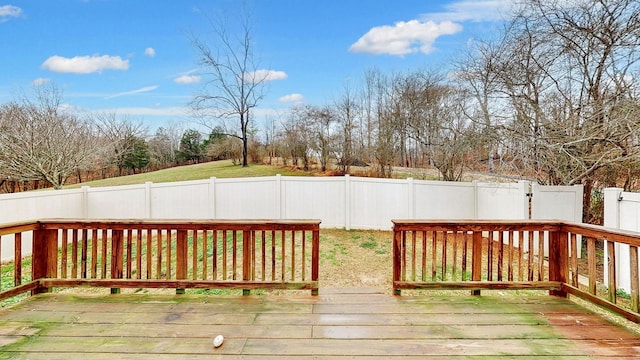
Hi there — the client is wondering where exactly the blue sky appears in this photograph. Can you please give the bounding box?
[0,0,511,133]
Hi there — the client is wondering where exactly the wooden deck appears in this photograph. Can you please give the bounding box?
[1,288,639,359]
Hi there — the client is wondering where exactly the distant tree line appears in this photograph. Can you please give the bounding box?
[0,84,246,192]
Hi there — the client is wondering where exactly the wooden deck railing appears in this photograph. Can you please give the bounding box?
[392,220,640,323]
[0,219,320,302]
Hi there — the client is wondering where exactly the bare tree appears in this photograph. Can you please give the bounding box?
[0,84,101,189]
[472,0,640,222]
[190,9,267,167]
[148,125,181,170]
[93,112,147,176]
[280,108,313,170]
[334,82,360,174]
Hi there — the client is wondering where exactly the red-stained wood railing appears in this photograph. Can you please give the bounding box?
[0,221,41,302]
[392,220,640,323]
[0,219,320,302]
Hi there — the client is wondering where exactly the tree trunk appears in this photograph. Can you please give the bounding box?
[582,178,594,224]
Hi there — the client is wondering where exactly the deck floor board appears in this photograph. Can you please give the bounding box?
[1,289,639,358]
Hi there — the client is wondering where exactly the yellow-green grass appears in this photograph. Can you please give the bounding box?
[67,160,308,188]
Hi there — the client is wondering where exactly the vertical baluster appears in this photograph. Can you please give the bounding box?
[538,231,544,281]
[125,229,132,279]
[570,233,578,287]
[281,230,286,282]
[71,229,78,279]
[588,237,596,295]
[411,231,416,282]
[81,229,88,279]
[607,240,617,304]
[202,229,208,280]
[212,230,218,280]
[154,229,161,279]
[14,233,21,286]
[271,230,276,281]
[251,230,256,281]
[431,231,437,281]
[401,231,406,282]
[61,229,68,278]
[222,230,227,281]
[101,229,108,279]
[452,231,459,281]
[301,230,305,281]
[461,232,468,281]
[487,231,493,281]
[232,230,238,280]
[146,229,152,279]
[518,230,524,281]
[291,231,296,281]
[192,230,198,280]
[630,245,639,313]
[166,229,172,279]
[497,231,504,282]
[506,231,514,281]
[136,229,142,280]
[442,231,448,281]
[421,231,427,282]
[528,231,534,281]
[91,229,98,279]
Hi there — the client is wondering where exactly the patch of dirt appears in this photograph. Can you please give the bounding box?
[317,229,393,291]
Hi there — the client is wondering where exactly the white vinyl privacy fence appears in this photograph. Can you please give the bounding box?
[604,188,640,293]
[1,175,583,261]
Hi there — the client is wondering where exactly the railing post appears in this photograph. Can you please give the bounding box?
[393,225,402,295]
[32,228,58,295]
[471,231,483,296]
[176,230,188,295]
[242,230,251,295]
[549,230,569,297]
[311,226,320,296]
[110,230,124,294]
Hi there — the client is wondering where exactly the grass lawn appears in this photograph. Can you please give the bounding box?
[67,160,308,188]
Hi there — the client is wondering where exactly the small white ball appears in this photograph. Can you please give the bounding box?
[213,334,224,348]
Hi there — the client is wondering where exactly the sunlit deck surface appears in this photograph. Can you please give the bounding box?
[1,288,639,359]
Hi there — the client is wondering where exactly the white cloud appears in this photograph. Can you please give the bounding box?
[174,74,201,84]
[144,47,156,57]
[350,20,462,56]
[0,5,22,22]
[244,69,287,82]
[105,85,158,99]
[422,0,514,22]
[278,93,304,103]
[31,78,50,86]
[41,54,129,74]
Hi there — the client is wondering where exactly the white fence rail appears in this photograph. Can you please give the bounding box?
[1,175,583,261]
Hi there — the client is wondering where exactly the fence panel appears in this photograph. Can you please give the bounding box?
[281,177,346,228]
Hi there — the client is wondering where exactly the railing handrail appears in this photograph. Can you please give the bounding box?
[392,219,640,247]
[0,220,39,236]
[392,219,564,232]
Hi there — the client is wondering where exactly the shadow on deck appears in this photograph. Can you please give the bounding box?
[1,288,639,359]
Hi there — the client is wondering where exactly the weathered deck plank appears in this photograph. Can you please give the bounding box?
[0,289,639,358]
